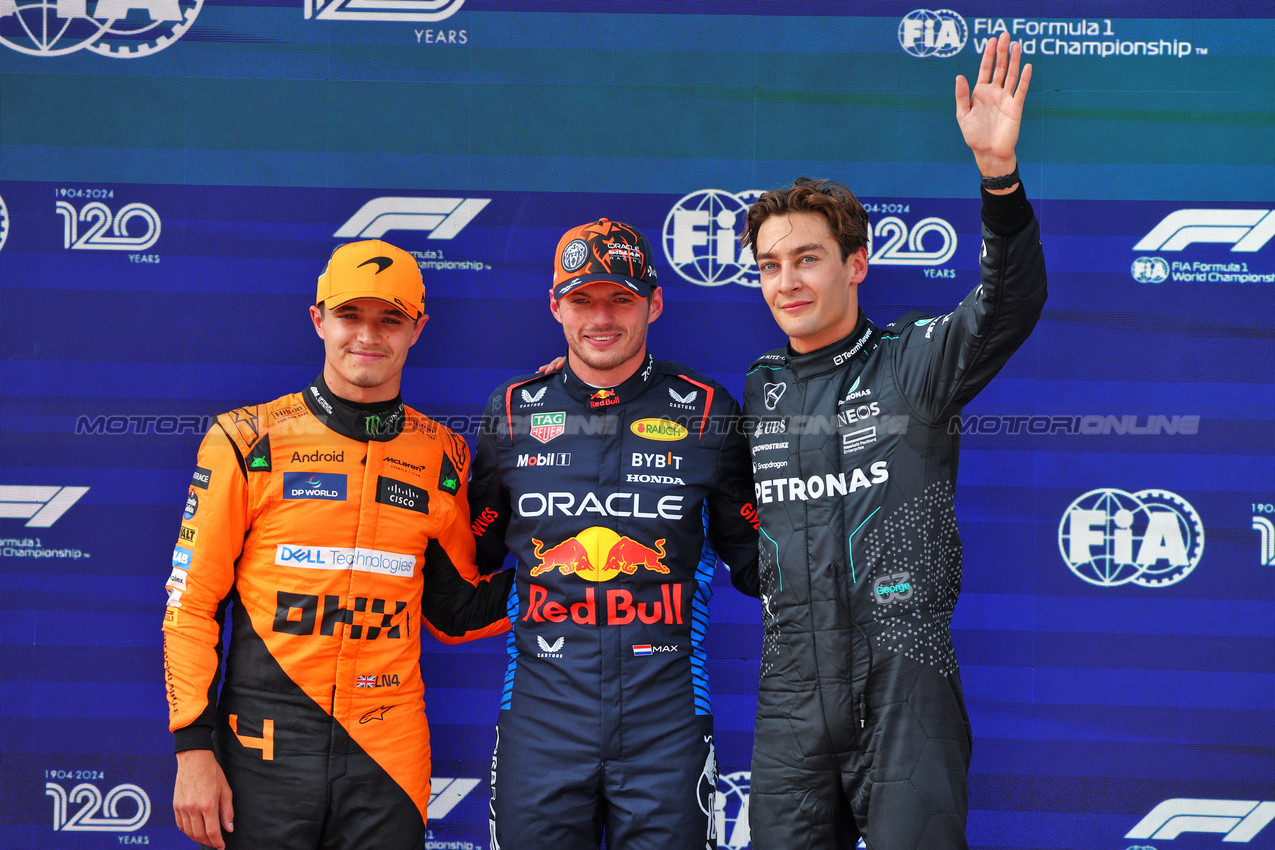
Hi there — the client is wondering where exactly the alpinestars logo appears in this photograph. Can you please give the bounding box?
[335,197,489,240]
[306,0,464,22]
[1,0,203,57]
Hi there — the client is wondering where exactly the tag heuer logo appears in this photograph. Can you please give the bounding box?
[529,412,566,444]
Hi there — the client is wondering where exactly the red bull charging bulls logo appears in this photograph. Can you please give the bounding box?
[529,527,669,580]
[524,528,682,626]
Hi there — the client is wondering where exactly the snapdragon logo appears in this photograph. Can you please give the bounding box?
[898,9,968,58]
[1058,488,1204,587]
[1,0,203,57]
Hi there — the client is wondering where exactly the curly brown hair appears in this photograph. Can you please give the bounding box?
[741,178,871,263]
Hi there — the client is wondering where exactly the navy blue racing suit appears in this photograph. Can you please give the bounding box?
[744,185,1047,850]
[469,353,760,850]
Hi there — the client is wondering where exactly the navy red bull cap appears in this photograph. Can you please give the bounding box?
[552,219,659,300]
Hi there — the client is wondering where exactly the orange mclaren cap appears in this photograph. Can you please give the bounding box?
[315,240,425,320]
[551,219,659,300]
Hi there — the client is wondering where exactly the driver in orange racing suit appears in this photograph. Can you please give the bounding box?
[162,239,512,849]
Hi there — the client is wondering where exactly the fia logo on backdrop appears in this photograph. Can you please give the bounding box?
[0,0,202,57]
[663,189,958,288]
[1058,488,1204,588]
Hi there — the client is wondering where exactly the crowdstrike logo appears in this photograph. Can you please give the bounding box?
[306,0,464,21]
[0,486,89,527]
[1058,488,1204,587]
[1,0,202,57]
[898,9,968,58]
[334,197,490,240]
[1134,209,1275,252]
[1126,798,1275,843]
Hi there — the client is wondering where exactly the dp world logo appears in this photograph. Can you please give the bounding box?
[1059,488,1204,588]
[899,9,968,58]
[1,0,202,57]
[664,189,765,288]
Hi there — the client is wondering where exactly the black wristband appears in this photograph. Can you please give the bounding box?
[980,167,1020,191]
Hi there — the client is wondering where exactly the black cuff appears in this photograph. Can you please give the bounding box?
[174,723,214,753]
[980,180,1034,237]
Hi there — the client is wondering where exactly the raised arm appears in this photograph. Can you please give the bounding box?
[954,31,1032,191]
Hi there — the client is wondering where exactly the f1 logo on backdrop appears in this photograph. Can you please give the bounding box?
[56,200,161,251]
[1126,798,1275,843]
[0,486,89,527]
[0,0,202,57]
[334,197,490,240]
[1134,209,1275,253]
[1058,488,1204,588]
[305,0,464,21]
[664,189,957,288]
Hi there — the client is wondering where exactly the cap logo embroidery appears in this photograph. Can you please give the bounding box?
[561,239,589,273]
[358,256,394,273]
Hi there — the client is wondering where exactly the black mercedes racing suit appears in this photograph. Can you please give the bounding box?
[469,353,760,850]
[743,185,1047,850]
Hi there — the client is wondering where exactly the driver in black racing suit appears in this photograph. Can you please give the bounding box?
[739,34,1047,850]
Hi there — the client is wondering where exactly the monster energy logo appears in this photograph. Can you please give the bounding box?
[364,415,381,434]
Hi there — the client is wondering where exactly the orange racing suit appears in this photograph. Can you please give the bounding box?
[162,376,510,849]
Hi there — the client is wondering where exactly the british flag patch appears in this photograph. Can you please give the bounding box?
[356,675,377,688]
